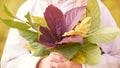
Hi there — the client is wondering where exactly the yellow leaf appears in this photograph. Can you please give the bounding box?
[24,44,37,52]
[72,50,86,64]
[63,17,91,38]
[32,16,48,27]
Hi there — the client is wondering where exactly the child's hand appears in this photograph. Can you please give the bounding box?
[37,52,82,68]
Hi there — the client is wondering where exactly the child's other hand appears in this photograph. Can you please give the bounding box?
[37,52,82,68]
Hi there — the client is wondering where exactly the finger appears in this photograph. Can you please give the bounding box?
[48,55,63,63]
[39,57,53,68]
[50,52,63,58]
[50,61,71,68]
[49,52,68,62]
[50,61,62,68]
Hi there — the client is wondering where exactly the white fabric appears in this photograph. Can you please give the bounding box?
[5,54,40,68]
[1,0,120,68]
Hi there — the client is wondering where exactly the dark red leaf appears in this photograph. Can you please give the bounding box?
[56,36,84,45]
[39,26,56,47]
[44,5,63,41]
[61,6,86,32]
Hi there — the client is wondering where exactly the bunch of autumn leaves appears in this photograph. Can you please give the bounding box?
[37,3,120,65]
[38,4,91,64]
[39,5,89,48]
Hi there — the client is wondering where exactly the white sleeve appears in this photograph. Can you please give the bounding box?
[1,28,41,68]
[83,0,120,68]
[1,0,41,68]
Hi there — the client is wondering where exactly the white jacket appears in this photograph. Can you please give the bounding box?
[1,0,120,68]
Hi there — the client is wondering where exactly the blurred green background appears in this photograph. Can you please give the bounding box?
[0,0,120,59]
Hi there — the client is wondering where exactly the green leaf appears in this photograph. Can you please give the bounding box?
[18,29,39,42]
[55,43,81,60]
[24,44,37,52]
[25,12,32,22]
[87,0,100,33]
[25,13,38,30]
[30,42,50,57]
[0,19,30,30]
[3,4,15,18]
[88,27,120,44]
[79,41,101,66]
[33,48,50,57]
[32,16,48,27]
